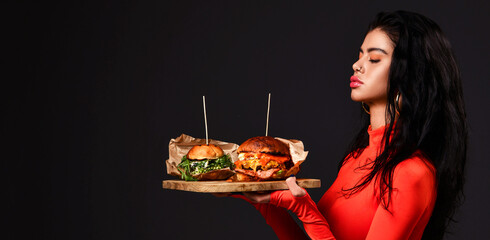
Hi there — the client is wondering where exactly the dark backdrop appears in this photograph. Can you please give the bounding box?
[8,1,490,239]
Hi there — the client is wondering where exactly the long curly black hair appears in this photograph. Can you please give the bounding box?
[339,11,467,240]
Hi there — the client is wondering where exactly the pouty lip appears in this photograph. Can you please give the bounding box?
[350,75,363,83]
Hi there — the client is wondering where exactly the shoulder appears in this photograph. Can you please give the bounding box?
[394,151,436,188]
[390,152,437,208]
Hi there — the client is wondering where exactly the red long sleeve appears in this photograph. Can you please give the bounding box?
[232,194,309,240]
[260,125,437,240]
[270,190,335,240]
[364,158,436,240]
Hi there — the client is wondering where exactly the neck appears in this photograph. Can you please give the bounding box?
[369,103,387,130]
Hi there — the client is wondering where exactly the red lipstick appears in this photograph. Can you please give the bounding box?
[350,75,363,88]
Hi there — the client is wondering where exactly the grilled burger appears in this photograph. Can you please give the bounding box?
[233,136,299,181]
[177,144,234,181]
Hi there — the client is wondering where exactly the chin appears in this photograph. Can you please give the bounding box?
[350,91,363,102]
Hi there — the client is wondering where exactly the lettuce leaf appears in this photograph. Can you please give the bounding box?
[177,154,234,181]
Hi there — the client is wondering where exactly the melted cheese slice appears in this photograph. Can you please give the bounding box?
[236,152,289,172]
[238,152,290,163]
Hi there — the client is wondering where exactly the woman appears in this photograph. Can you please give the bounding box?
[226,11,467,240]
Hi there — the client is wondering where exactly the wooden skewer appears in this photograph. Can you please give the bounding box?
[265,93,271,136]
[203,96,208,145]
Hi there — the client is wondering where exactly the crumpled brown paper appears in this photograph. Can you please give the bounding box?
[274,137,309,165]
[165,134,309,178]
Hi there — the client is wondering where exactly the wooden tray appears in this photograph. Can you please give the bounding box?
[162,178,321,193]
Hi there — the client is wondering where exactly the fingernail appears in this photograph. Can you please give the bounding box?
[290,174,295,177]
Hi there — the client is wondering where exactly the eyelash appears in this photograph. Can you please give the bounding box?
[359,53,381,63]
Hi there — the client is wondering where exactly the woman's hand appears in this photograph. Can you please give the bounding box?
[285,176,306,197]
[212,191,270,205]
[212,176,305,203]
[212,192,232,198]
[239,176,306,203]
[242,191,271,204]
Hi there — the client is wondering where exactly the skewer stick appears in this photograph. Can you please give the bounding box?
[203,96,209,145]
[265,93,271,136]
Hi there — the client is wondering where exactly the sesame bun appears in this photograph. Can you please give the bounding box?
[186,144,224,160]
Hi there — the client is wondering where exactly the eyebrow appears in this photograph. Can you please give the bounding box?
[359,47,388,55]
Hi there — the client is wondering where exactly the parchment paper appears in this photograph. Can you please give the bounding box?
[165,134,309,177]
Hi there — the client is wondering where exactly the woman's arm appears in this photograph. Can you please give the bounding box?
[365,159,437,240]
[268,159,435,240]
[244,177,335,240]
[270,189,335,240]
[231,194,309,240]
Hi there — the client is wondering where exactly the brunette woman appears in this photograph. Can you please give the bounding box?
[228,10,467,240]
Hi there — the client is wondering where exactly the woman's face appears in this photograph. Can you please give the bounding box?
[350,28,394,107]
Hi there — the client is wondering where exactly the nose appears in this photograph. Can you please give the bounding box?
[352,59,363,73]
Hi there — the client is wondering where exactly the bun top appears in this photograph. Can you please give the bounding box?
[238,136,289,155]
[187,144,224,160]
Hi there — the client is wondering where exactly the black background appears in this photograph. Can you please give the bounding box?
[8,1,490,239]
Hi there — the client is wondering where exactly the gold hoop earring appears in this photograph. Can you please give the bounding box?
[362,102,370,114]
[394,92,401,115]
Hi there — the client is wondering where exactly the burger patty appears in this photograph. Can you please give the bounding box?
[235,168,280,179]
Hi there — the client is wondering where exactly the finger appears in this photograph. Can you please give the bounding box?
[243,191,271,204]
[230,193,253,203]
[212,192,232,197]
[285,176,306,197]
[242,192,258,202]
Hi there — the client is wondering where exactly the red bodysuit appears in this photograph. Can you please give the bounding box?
[237,125,437,240]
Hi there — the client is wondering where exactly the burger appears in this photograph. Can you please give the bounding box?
[233,136,300,181]
[177,144,235,181]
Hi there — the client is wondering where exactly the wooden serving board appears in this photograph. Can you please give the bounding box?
[162,178,321,193]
